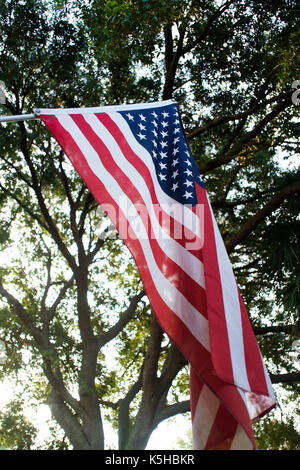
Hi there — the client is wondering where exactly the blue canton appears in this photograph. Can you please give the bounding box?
[119,102,205,206]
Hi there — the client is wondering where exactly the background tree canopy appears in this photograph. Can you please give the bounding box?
[0,0,299,450]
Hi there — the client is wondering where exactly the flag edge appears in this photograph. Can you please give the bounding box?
[36,99,176,115]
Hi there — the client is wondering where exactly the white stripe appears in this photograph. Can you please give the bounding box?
[111,111,201,238]
[210,204,250,391]
[192,384,220,450]
[38,99,175,115]
[262,353,276,401]
[230,424,253,450]
[83,113,205,290]
[57,114,210,352]
[237,386,250,411]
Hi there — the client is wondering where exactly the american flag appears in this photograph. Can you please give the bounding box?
[40,100,276,450]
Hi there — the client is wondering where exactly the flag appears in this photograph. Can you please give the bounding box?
[39,100,276,450]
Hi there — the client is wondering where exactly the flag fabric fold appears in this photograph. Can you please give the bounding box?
[39,100,276,450]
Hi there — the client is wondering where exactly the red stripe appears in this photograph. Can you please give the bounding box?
[195,183,234,382]
[189,368,205,422]
[204,404,238,450]
[97,113,203,258]
[238,291,270,397]
[70,113,207,318]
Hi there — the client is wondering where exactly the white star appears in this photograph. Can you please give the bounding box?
[162,111,169,118]
[174,118,180,125]
[161,121,169,128]
[159,162,167,170]
[151,111,158,119]
[158,172,166,181]
[173,127,180,134]
[152,120,158,127]
[152,129,158,138]
[161,130,168,138]
[152,140,157,147]
[183,191,193,199]
[152,150,157,158]
[185,159,192,166]
[173,137,180,144]
[138,122,146,131]
[183,179,193,188]
[160,151,167,159]
[171,169,179,179]
[172,147,179,156]
[172,158,179,166]
[184,168,193,177]
[160,141,168,148]
[126,113,134,121]
[139,114,146,121]
[137,133,146,140]
[171,182,179,192]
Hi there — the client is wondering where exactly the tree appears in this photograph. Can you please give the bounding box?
[0,398,37,450]
[0,0,299,450]
[254,415,300,450]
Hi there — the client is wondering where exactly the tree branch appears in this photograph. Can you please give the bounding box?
[46,388,91,450]
[163,24,174,71]
[162,23,186,100]
[86,236,105,265]
[78,191,94,236]
[143,314,164,389]
[97,290,145,349]
[46,274,75,324]
[43,359,85,418]
[57,151,75,209]
[225,179,300,253]
[152,344,188,429]
[182,0,235,55]
[158,343,188,392]
[212,186,281,210]
[198,94,293,174]
[253,325,296,336]
[17,121,77,272]
[0,277,46,348]
[153,400,190,428]
[0,152,33,188]
[0,182,49,231]
[118,366,144,450]
[0,275,86,421]
[188,90,290,139]
[270,372,300,384]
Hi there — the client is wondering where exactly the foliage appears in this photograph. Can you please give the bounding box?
[0,0,299,450]
[0,398,37,450]
[254,414,300,450]
[173,427,193,450]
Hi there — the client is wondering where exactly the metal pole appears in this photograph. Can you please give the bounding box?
[0,113,40,123]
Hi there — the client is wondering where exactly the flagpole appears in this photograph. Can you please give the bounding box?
[0,111,40,123]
